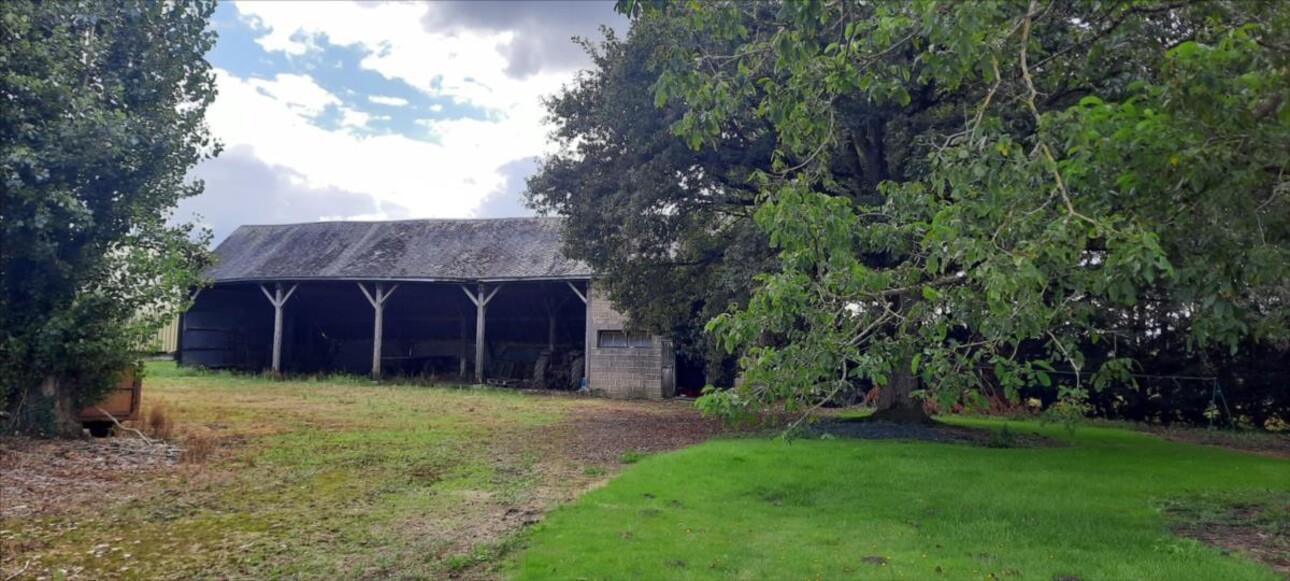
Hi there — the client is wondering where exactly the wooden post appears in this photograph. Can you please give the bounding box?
[358,282,398,380]
[566,280,590,388]
[258,283,298,374]
[475,284,486,384]
[461,283,502,384]
[542,291,570,352]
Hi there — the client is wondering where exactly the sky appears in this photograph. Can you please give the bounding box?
[176,1,628,244]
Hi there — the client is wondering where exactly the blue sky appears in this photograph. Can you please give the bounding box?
[177,1,627,244]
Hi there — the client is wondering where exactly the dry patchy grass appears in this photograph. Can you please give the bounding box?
[0,362,729,580]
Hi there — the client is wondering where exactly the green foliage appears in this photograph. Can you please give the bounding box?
[0,1,218,433]
[525,20,779,383]
[1041,391,1093,435]
[515,420,1289,579]
[620,1,1290,420]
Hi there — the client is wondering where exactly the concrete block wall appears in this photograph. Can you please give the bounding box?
[586,284,665,399]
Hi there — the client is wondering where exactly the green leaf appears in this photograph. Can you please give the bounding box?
[1078,95,1104,107]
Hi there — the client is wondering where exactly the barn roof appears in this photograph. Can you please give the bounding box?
[205,218,592,283]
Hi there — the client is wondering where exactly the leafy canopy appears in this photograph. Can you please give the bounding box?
[526,20,779,381]
[1,0,219,433]
[620,0,1290,419]
[528,8,978,383]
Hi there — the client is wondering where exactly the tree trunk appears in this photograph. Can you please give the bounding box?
[869,370,933,424]
[26,376,84,437]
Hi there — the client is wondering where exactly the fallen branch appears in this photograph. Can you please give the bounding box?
[3,560,31,581]
[94,406,155,445]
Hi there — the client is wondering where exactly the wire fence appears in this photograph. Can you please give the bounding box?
[1034,370,1236,430]
[967,366,1242,429]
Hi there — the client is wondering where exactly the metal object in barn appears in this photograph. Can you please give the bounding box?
[76,364,142,437]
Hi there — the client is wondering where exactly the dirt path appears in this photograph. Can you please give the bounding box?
[534,398,731,464]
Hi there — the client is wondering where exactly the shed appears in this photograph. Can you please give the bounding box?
[178,218,676,399]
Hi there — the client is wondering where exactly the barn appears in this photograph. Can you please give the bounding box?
[177,218,677,399]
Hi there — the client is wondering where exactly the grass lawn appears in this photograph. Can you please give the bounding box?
[0,362,720,579]
[3,363,1285,580]
[512,419,1289,580]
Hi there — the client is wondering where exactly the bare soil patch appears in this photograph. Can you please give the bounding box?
[1138,426,1290,460]
[1160,492,1290,577]
[1175,521,1290,577]
[533,398,734,465]
[0,436,181,519]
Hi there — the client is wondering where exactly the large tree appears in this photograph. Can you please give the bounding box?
[1,0,218,436]
[526,20,773,384]
[527,10,970,386]
[619,0,1289,423]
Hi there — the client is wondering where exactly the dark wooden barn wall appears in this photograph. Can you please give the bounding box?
[179,281,588,384]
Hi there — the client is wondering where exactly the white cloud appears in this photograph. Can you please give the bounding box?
[368,94,410,106]
[198,1,610,224]
[339,107,371,129]
[232,1,574,114]
[319,212,390,222]
[179,146,410,244]
[246,73,339,118]
[206,69,539,218]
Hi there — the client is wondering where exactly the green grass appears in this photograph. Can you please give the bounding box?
[8,363,1286,579]
[1,361,601,579]
[619,450,652,464]
[512,420,1289,580]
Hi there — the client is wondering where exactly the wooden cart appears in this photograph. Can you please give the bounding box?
[76,365,142,437]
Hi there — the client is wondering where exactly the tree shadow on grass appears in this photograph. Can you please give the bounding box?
[800,416,1065,448]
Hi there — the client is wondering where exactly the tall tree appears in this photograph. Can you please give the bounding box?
[528,10,969,386]
[1,0,218,435]
[620,0,1290,423]
[526,19,776,384]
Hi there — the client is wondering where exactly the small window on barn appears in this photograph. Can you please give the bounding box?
[598,330,652,348]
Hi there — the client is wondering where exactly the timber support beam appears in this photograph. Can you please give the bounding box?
[566,280,590,390]
[542,293,572,351]
[258,282,299,374]
[461,283,502,384]
[358,282,399,380]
